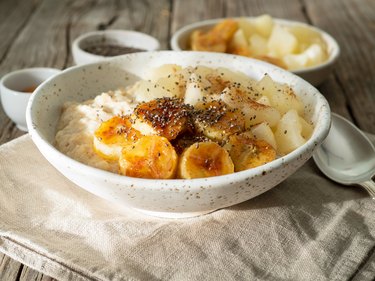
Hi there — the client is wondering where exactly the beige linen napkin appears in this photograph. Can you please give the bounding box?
[0,135,374,281]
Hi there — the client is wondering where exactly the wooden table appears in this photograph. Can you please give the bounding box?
[0,0,374,280]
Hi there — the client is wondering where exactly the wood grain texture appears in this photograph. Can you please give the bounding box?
[66,0,170,60]
[304,0,375,132]
[0,0,41,64]
[0,0,67,75]
[0,253,22,281]
[19,266,55,281]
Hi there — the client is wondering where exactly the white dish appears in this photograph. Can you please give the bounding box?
[171,17,340,86]
[26,51,330,218]
[72,29,160,65]
[0,67,61,131]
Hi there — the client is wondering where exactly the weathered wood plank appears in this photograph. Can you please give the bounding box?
[318,76,352,120]
[304,0,375,133]
[0,0,69,76]
[172,0,227,32]
[0,116,25,146]
[67,0,171,66]
[19,265,55,281]
[0,253,22,280]
[0,0,41,62]
[109,0,171,50]
[226,0,306,21]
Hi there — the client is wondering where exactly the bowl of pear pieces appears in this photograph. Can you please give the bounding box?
[171,15,340,86]
[26,50,330,218]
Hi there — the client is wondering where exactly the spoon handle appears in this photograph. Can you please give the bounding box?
[359,180,375,199]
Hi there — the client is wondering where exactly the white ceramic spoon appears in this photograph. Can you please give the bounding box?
[313,113,375,198]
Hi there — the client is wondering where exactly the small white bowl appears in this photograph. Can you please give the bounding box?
[0,67,61,131]
[171,17,340,86]
[26,51,330,218]
[72,30,160,65]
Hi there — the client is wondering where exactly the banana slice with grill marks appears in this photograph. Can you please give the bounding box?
[132,97,193,141]
[93,115,142,161]
[119,135,178,179]
[225,132,276,172]
[178,141,234,179]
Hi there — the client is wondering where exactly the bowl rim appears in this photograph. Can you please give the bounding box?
[72,29,161,60]
[27,51,331,189]
[170,17,340,74]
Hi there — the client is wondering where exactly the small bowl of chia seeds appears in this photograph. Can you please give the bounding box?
[72,30,160,65]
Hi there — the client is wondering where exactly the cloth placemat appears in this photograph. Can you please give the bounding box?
[0,135,374,281]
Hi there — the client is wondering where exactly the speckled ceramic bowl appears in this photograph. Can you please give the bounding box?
[26,51,330,218]
[171,17,340,86]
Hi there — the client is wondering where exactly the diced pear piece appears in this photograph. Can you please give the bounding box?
[283,44,325,70]
[145,64,182,81]
[193,65,214,81]
[228,29,251,56]
[299,116,313,139]
[274,109,308,155]
[238,18,257,38]
[251,122,277,149]
[132,80,176,103]
[288,25,327,52]
[304,44,325,66]
[249,33,268,56]
[221,87,281,128]
[242,101,281,128]
[256,74,303,115]
[253,14,274,38]
[215,67,246,81]
[214,67,259,99]
[282,52,309,70]
[230,29,249,49]
[156,74,186,98]
[256,95,271,106]
[184,73,205,106]
[268,25,298,57]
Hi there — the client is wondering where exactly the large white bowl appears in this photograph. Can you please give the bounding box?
[26,51,330,218]
[171,18,340,86]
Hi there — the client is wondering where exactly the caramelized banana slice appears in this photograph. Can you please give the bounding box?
[191,30,227,53]
[132,97,193,140]
[93,116,142,161]
[225,133,276,172]
[190,19,238,52]
[178,141,234,179]
[194,100,245,142]
[119,135,178,179]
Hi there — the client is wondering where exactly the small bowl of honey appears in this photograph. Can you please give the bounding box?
[0,67,61,131]
[72,29,160,65]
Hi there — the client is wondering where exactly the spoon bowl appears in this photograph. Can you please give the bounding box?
[313,113,375,198]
